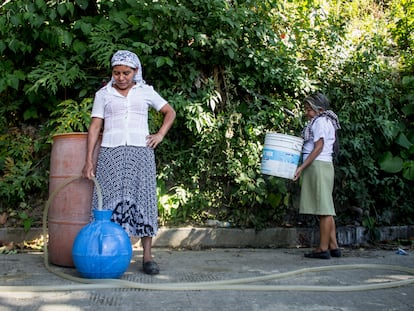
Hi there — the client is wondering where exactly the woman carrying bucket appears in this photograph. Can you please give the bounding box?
[82,50,176,274]
[293,93,341,259]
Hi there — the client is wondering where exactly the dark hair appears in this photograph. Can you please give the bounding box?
[304,92,330,111]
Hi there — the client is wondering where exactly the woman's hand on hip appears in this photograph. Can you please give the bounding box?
[146,133,164,149]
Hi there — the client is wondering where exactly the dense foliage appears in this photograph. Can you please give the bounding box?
[0,0,413,230]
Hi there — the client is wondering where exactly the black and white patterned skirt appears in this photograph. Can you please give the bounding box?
[92,146,158,237]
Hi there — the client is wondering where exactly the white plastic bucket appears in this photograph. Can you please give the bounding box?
[261,132,303,180]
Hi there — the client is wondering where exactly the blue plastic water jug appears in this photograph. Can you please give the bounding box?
[72,209,132,279]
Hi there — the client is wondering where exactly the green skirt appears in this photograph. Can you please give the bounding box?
[299,160,336,216]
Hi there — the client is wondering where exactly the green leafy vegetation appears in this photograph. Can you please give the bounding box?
[0,0,413,230]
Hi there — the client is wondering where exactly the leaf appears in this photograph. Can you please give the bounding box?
[128,15,140,26]
[7,74,20,90]
[66,2,75,15]
[227,48,235,59]
[267,192,281,208]
[155,57,165,68]
[49,8,57,20]
[155,56,173,68]
[401,103,414,117]
[402,75,414,87]
[75,0,89,10]
[72,40,87,54]
[23,107,38,121]
[0,40,6,53]
[62,31,73,46]
[396,132,413,149]
[78,21,92,35]
[57,3,66,16]
[403,161,414,181]
[19,211,29,220]
[78,88,87,98]
[23,218,33,232]
[26,59,86,94]
[379,151,403,173]
[35,0,46,9]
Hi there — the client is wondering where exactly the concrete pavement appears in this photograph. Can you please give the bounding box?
[1,246,414,311]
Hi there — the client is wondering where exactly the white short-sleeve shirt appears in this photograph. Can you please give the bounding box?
[302,116,335,162]
[91,83,168,147]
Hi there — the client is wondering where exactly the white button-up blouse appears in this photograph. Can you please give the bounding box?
[302,116,335,163]
[91,83,168,147]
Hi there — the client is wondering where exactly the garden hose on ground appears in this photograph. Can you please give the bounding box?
[1,176,414,292]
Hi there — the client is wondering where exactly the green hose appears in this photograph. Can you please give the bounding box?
[1,176,413,292]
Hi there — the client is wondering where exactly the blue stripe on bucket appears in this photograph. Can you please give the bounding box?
[262,148,300,164]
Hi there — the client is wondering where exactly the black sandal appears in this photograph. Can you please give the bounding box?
[330,248,342,257]
[142,261,160,275]
[304,250,331,259]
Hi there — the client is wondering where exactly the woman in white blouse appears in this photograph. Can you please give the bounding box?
[82,50,176,274]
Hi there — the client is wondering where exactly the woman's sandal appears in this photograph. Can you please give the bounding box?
[142,261,160,275]
[304,250,331,259]
[330,248,342,257]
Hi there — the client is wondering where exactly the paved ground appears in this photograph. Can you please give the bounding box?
[1,247,414,311]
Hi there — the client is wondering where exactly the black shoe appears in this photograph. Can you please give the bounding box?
[304,250,331,259]
[143,261,160,275]
[330,248,342,257]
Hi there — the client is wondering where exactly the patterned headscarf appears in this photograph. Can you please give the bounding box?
[110,50,146,86]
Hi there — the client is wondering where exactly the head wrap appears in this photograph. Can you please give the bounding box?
[110,50,146,86]
[302,93,341,141]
